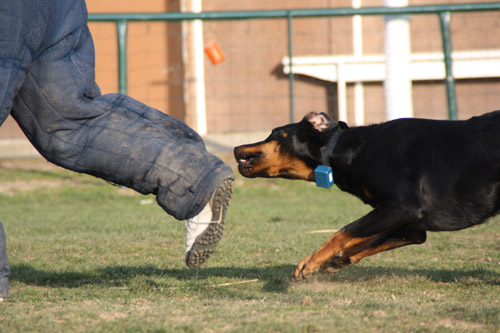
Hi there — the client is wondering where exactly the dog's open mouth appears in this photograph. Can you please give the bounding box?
[236,152,260,168]
[234,148,262,177]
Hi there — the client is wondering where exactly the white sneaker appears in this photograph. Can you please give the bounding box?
[185,178,233,267]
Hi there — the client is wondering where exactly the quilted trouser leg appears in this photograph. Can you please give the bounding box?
[0,0,29,126]
[10,3,233,221]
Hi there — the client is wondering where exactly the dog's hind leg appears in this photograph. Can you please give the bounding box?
[320,226,427,274]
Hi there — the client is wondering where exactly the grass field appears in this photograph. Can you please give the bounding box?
[0,156,499,332]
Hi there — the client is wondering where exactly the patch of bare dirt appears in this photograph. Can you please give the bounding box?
[99,312,128,322]
[0,179,63,196]
[0,158,61,171]
[436,318,485,331]
[0,158,94,195]
[0,158,142,196]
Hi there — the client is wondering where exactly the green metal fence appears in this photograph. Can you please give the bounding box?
[88,2,500,122]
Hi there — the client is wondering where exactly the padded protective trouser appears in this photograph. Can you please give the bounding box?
[1,0,233,220]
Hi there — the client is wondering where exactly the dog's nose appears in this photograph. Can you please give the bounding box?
[233,146,241,158]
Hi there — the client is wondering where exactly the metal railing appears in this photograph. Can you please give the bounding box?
[88,2,500,122]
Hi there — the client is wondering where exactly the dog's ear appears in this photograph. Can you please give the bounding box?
[338,121,348,129]
[304,112,337,132]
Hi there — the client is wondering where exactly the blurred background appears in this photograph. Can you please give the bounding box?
[1,0,499,157]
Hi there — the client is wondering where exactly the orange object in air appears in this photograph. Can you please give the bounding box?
[205,42,225,65]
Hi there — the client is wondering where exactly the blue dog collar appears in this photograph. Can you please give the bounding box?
[315,165,334,188]
[314,129,343,189]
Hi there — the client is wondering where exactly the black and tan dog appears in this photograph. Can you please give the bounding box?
[234,111,500,280]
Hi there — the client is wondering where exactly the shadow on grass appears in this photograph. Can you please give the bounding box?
[10,263,499,294]
[330,264,500,285]
[11,263,296,293]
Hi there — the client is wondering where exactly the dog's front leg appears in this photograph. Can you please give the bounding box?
[293,231,371,280]
[293,204,424,280]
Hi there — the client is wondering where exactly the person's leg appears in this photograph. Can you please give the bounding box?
[10,0,233,265]
[0,0,44,301]
[0,0,31,126]
[0,222,10,300]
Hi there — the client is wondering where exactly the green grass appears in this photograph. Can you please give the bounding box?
[0,156,499,332]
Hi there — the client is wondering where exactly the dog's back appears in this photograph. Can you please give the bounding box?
[332,111,500,231]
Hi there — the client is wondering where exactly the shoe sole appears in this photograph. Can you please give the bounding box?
[185,178,233,268]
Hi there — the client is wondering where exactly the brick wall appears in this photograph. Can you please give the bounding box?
[1,0,499,141]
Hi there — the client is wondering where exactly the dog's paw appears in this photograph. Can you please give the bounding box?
[293,258,320,281]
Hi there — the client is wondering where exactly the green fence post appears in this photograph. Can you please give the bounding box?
[117,20,128,95]
[287,13,295,123]
[439,11,457,120]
